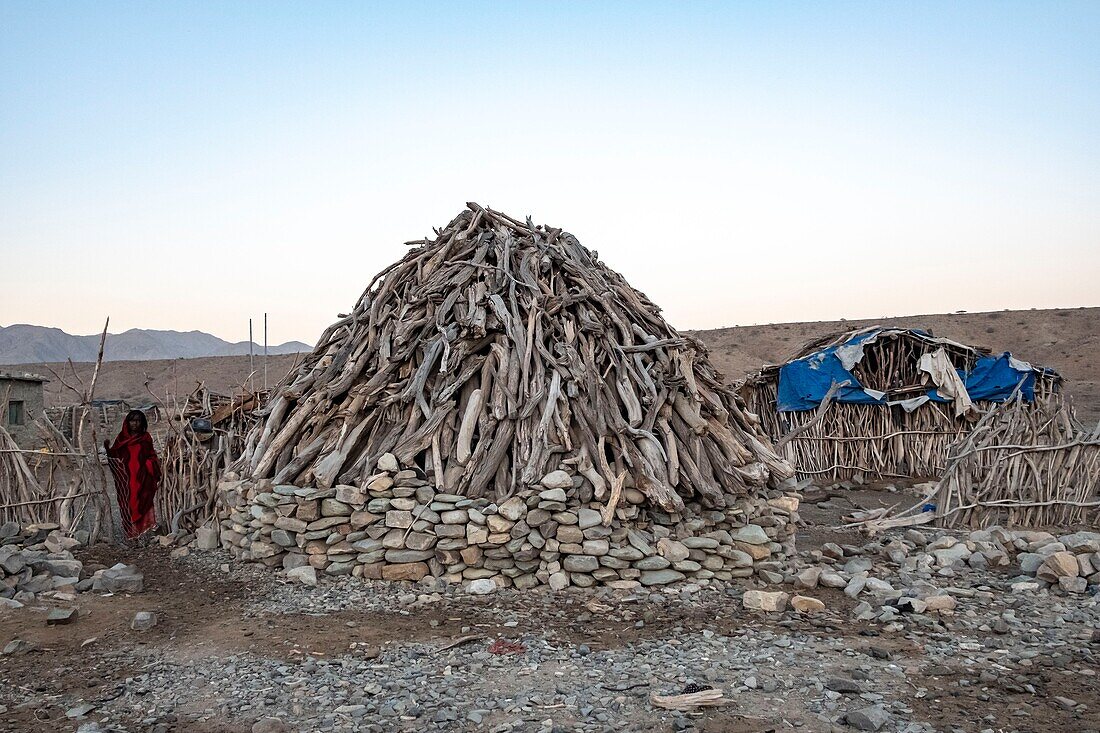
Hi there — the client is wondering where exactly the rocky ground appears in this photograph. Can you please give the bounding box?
[1,488,1098,733]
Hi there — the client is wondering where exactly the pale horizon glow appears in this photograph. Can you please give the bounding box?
[2,1,1098,346]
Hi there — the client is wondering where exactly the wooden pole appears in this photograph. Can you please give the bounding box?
[249,318,254,393]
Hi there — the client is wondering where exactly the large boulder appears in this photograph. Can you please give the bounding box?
[1036,552,1079,582]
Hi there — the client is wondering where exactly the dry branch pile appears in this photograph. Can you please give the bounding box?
[238,203,792,508]
[220,205,799,590]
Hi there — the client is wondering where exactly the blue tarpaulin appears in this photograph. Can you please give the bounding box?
[776,331,884,411]
[965,353,1036,402]
[776,330,1042,412]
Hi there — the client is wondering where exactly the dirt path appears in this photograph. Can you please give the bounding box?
[2,493,1098,732]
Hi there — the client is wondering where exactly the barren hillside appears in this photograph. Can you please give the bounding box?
[13,354,303,407]
[0,324,309,363]
[13,307,1098,419]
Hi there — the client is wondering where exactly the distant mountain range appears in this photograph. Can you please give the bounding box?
[0,324,311,364]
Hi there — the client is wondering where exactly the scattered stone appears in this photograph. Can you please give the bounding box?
[2,639,35,655]
[790,595,825,613]
[1059,531,1100,553]
[252,718,292,733]
[1036,552,1079,582]
[131,611,157,631]
[195,524,220,550]
[46,607,77,625]
[1018,552,1045,574]
[286,566,318,587]
[65,703,97,719]
[95,564,144,594]
[826,676,863,693]
[846,705,890,731]
[742,590,789,612]
[794,567,821,589]
[933,543,971,566]
[922,595,957,612]
[1058,575,1087,593]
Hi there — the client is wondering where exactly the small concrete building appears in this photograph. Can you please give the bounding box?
[0,371,48,447]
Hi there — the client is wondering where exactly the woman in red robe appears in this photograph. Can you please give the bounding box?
[104,410,161,539]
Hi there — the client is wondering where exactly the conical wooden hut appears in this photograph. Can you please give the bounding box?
[218,204,798,589]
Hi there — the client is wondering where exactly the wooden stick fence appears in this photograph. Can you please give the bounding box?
[0,320,116,540]
[154,384,265,532]
[931,394,1100,528]
[845,394,1100,532]
[747,379,969,481]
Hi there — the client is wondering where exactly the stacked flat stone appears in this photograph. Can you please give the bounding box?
[218,455,799,590]
[0,521,144,609]
[0,521,85,607]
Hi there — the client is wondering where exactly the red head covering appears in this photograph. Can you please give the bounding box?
[107,411,161,538]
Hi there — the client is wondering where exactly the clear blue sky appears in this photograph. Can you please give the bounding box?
[2,1,1097,345]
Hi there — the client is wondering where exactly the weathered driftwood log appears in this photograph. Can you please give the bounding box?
[236,203,792,510]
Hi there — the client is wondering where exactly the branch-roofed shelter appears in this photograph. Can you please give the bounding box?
[740,326,1062,482]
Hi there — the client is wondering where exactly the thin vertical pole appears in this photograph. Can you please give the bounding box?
[264,313,268,391]
[249,318,254,393]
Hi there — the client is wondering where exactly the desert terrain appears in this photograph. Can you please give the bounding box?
[9,307,1098,421]
[3,488,1098,733]
[2,307,1098,733]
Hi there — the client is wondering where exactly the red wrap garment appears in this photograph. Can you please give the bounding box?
[106,424,161,538]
